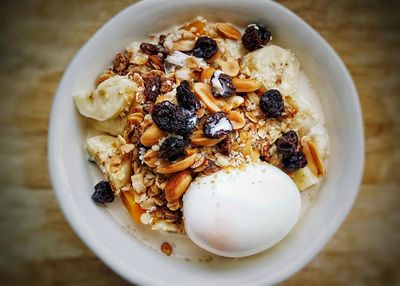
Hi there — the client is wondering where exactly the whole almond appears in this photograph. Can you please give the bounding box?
[232,77,262,92]
[164,170,193,202]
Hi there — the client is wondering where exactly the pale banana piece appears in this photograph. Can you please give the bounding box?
[85,135,132,190]
[242,45,300,96]
[292,96,319,133]
[311,133,329,159]
[290,166,319,191]
[74,76,137,121]
[92,117,128,136]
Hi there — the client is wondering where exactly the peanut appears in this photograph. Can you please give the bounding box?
[232,77,262,92]
[164,170,193,202]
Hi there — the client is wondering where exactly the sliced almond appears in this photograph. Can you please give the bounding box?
[228,111,246,130]
[256,84,268,96]
[193,82,229,113]
[302,139,325,177]
[223,95,244,109]
[207,50,222,64]
[164,170,193,202]
[216,23,242,40]
[156,152,197,174]
[191,130,226,146]
[181,20,206,34]
[232,78,262,92]
[173,39,196,52]
[200,66,216,83]
[219,57,240,77]
[143,149,159,168]
[120,190,145,224]
[140,124,167,147]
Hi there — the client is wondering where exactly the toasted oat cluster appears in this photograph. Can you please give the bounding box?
[74,17,327,233]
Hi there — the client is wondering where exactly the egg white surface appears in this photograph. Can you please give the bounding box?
[183,163,301,257]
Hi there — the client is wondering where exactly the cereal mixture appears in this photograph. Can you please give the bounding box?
[75,17,327,234]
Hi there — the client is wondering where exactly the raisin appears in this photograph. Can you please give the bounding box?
[152,101,177,132]
[158,34,167,46]
[91,181,114,205]
[217,137,232,156]
[176,80,201,112]
[159,136,189,161]
[173,107,198,136]
[282,151,308,172]
[203,112,233,138]
[142,71,163,102]
[211,71,236,98]
[275,130,298,157]
[192,37,218,60]
[241,24,271,51]
[260,89,284,118]
[152,101,198,136]
[112,53,129,75]
[140,42,168,58]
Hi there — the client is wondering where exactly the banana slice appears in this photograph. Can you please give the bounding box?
[74,76,137,121]
[86,135,132,190]
[242,45,300,96]
[289,166,319,191]
[92,117,128,136]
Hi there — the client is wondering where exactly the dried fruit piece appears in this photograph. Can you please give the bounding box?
[143,71,163,102]
[218,137,232,156]
[282,151,308,172]
[112,53,129,75]
[148,55,164,70]
[216,23,241,40]
[260,89,284,118]
[140,42,168,58]
[165,170,193,202]
[211,71,236,98]
[181,20,206,34]
[275,130,298,157]
[176,80,201,112]
[241,24,271,51]
[91,181,114,205]
[120,190,145,224]
[152,101,197,136]
[159,136,190,161]
[203,112,233,138]
[232,77,262,92]
[192,37,218,60]
[161,242,173,256]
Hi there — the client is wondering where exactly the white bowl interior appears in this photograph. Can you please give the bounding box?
[48,0,364,285]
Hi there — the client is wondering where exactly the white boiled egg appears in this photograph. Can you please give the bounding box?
[183,163,301,257]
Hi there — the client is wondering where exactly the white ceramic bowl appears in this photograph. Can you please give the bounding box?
[48,0,364,285]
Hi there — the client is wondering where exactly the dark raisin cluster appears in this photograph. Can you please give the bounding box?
[241,24,271,51]
[152,100,197,136]
[142,71,162,102]
[140,42,168,58]
[282,151,308,172]
[274,130,307,172]
[159,136,190,161]
[211,72,236,98]
[275,130,298,157]
[203,112,233,138]
[192,37,218,60]
[260,89,284,118]
[91,181,114,205]
[177,80,201,112]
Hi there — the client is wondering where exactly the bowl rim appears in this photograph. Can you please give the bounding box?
[48,0,364,285]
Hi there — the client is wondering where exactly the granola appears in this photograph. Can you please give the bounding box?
[74,17,328,235]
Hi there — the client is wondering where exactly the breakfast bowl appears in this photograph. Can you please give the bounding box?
[48,0,364,285]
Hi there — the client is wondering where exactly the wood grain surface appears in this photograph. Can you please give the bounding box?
[0,0,399,285]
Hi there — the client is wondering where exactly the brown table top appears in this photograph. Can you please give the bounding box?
[1,0,399,285]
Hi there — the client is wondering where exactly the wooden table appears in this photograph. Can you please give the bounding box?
[1,0,399,285]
